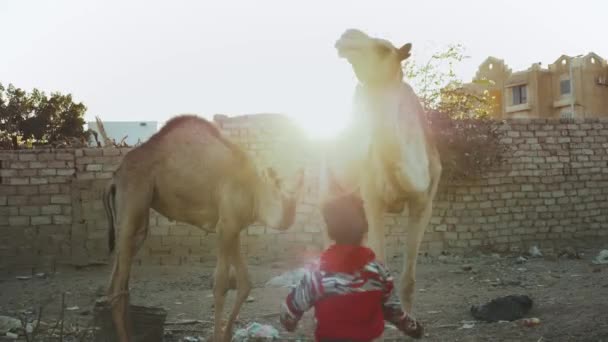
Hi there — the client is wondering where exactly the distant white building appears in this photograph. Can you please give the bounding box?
[86,121,158,146]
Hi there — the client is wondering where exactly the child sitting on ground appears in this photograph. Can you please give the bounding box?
[279,192,424,341]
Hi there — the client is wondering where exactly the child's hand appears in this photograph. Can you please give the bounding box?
[397,314,424,339]
[280,311,299,332]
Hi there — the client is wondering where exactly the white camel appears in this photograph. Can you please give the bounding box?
[323,29,442,314]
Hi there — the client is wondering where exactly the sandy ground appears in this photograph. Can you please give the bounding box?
[1,248,607,342]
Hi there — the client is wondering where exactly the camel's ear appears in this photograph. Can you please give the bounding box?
[398,43,412,61]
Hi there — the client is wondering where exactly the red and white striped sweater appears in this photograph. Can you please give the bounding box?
[280,245,422,342]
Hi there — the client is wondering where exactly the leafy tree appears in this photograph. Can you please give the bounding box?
[403,45,506,180]
[0,83,89,149]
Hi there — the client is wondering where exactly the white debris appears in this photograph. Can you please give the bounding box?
[0,316,21,335]
[66,306,80,311]
[592,250,608,265]
[233,322,279,341]
[529,246,543,258]
[265,268,308,288]
[5,332,18,339]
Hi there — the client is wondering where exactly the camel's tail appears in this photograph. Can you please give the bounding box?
[103,180,117,253]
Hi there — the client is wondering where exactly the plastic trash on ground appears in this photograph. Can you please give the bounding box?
[265,268,308,288]
[592,250,608,265]
[232,322,279,341]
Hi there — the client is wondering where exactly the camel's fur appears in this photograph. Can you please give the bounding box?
[325,29,442,314]
[103,115,303,342]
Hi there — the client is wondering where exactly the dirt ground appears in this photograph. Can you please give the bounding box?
[1,248,607,342]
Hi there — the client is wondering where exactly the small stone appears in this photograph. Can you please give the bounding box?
[558,246,580,259]
[515,256,528,264]
[246,296,255,303]
[461,264,473,271]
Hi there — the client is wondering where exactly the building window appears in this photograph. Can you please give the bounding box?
[560,79,571,95]
[489,63,494,70]
[512,85,527,105]
[591,57,596,64]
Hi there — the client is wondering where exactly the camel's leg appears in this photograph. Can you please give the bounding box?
[223,234,252,341]
[212,223,236,342]
[400,178,439,313]
[363,196,386,263]
[108,212,149,342]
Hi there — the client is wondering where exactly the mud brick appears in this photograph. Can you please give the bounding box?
[160,256,182,266]
[48,176,71,184]
[8,195,27,206]
[18,153,37,161]
[248,226,265,235]
[46,161,66,168]
[9,216,29,226]
[9,177,29,185]
[86,164,103,172]
[150,226,169,236]
[16,185,38,196]
[56,169,75,176]
[31,216,52,225]
[102,148,121,156]
[51,195,71,204]
[39,169,57,176]
[56,152,74,161]
[77,172,95,180]
[53,215,72,224]
[102,163,119,172]
[33,153,52,161]
[19,206,41,216]
[0,169,18,178]
[39,184,60,194]
[28,195,50,205]
[41,205,62,215]
[84,149,103,157]
[95,172,113,179]
[29,177,48,185]
[8,161,28,169]
[76,156,93,165]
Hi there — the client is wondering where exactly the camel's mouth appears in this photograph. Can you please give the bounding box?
[335,29,372,61]
[336,46,363,61]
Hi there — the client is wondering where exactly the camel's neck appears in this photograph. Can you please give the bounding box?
[253,177,284,229]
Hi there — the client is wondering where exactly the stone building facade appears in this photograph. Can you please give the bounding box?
[465,53,608,119]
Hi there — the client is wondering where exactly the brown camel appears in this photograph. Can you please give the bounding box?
[103,115,304,342]
[324,29,442,314]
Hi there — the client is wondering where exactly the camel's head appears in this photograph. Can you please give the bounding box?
[335,29,412,86]
[257,167,305,231]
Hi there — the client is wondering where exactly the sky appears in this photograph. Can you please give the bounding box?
[1,0,606,138]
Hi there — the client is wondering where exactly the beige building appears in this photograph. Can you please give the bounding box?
[465,53,608,119]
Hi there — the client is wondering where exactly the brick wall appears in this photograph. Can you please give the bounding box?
[1,116,608,270]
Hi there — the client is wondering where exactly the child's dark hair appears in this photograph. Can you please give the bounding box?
[321,192,368,245]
